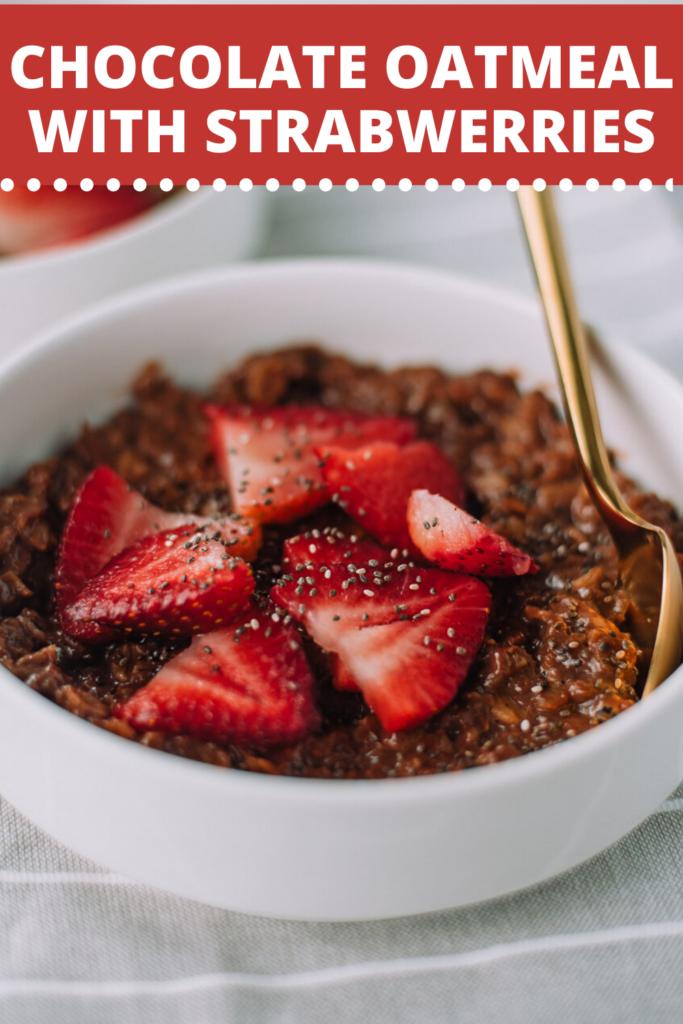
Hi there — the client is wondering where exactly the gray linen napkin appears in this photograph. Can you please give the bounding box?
[2,184,683,1023]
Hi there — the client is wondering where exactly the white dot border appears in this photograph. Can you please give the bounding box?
[2,178,675,193]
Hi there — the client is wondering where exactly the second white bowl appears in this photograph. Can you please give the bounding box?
[0,187,266,356]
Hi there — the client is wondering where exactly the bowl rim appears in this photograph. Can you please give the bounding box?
[0,186,213,271]
[2,255,681,805]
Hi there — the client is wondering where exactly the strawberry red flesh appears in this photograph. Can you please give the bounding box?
[56,465,260,618]
[62,528,254,643]
[205,404,417,525]
[329,653,360,692]
[272,558,490,731]
[282,531,389,574]
[317,440,464,556]
[116,611,320,746]
[407,490,538,577]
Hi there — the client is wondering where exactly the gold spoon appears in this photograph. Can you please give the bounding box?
[517,185,683,698]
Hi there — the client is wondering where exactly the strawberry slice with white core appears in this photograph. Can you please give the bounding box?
[317,440,464,556]
[282,532,391,694]
[56,465,261,616]
[407,490,538,577]
[205,404,417,525]
[272,559,490,731]
[62,528,254,643]
[116,611,320,746]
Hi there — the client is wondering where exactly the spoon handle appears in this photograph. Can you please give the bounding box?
[516,186,633,535]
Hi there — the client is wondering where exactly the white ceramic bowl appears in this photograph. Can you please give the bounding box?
[0,259,682,921]
[0,187,266,355]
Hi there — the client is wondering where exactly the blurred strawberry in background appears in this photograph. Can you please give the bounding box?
[0,186,167,255]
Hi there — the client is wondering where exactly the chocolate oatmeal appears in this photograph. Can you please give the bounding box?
[1,346,680,778]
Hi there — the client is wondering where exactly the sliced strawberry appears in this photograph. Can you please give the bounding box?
[282,532,391,694]
[0,186,154,255]
[115,610,320,746]
[282,531,389,573]
[317,441,464,556]
[272,559,490,731]
[407,490,538,577]
[55,465,260,617]
[62,528,254,643]
[205,403,417,525]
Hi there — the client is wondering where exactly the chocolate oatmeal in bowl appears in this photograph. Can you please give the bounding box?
[2,343,679,780]
[2,261,683,918]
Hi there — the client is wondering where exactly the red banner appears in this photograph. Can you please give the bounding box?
[0,5,680,186]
